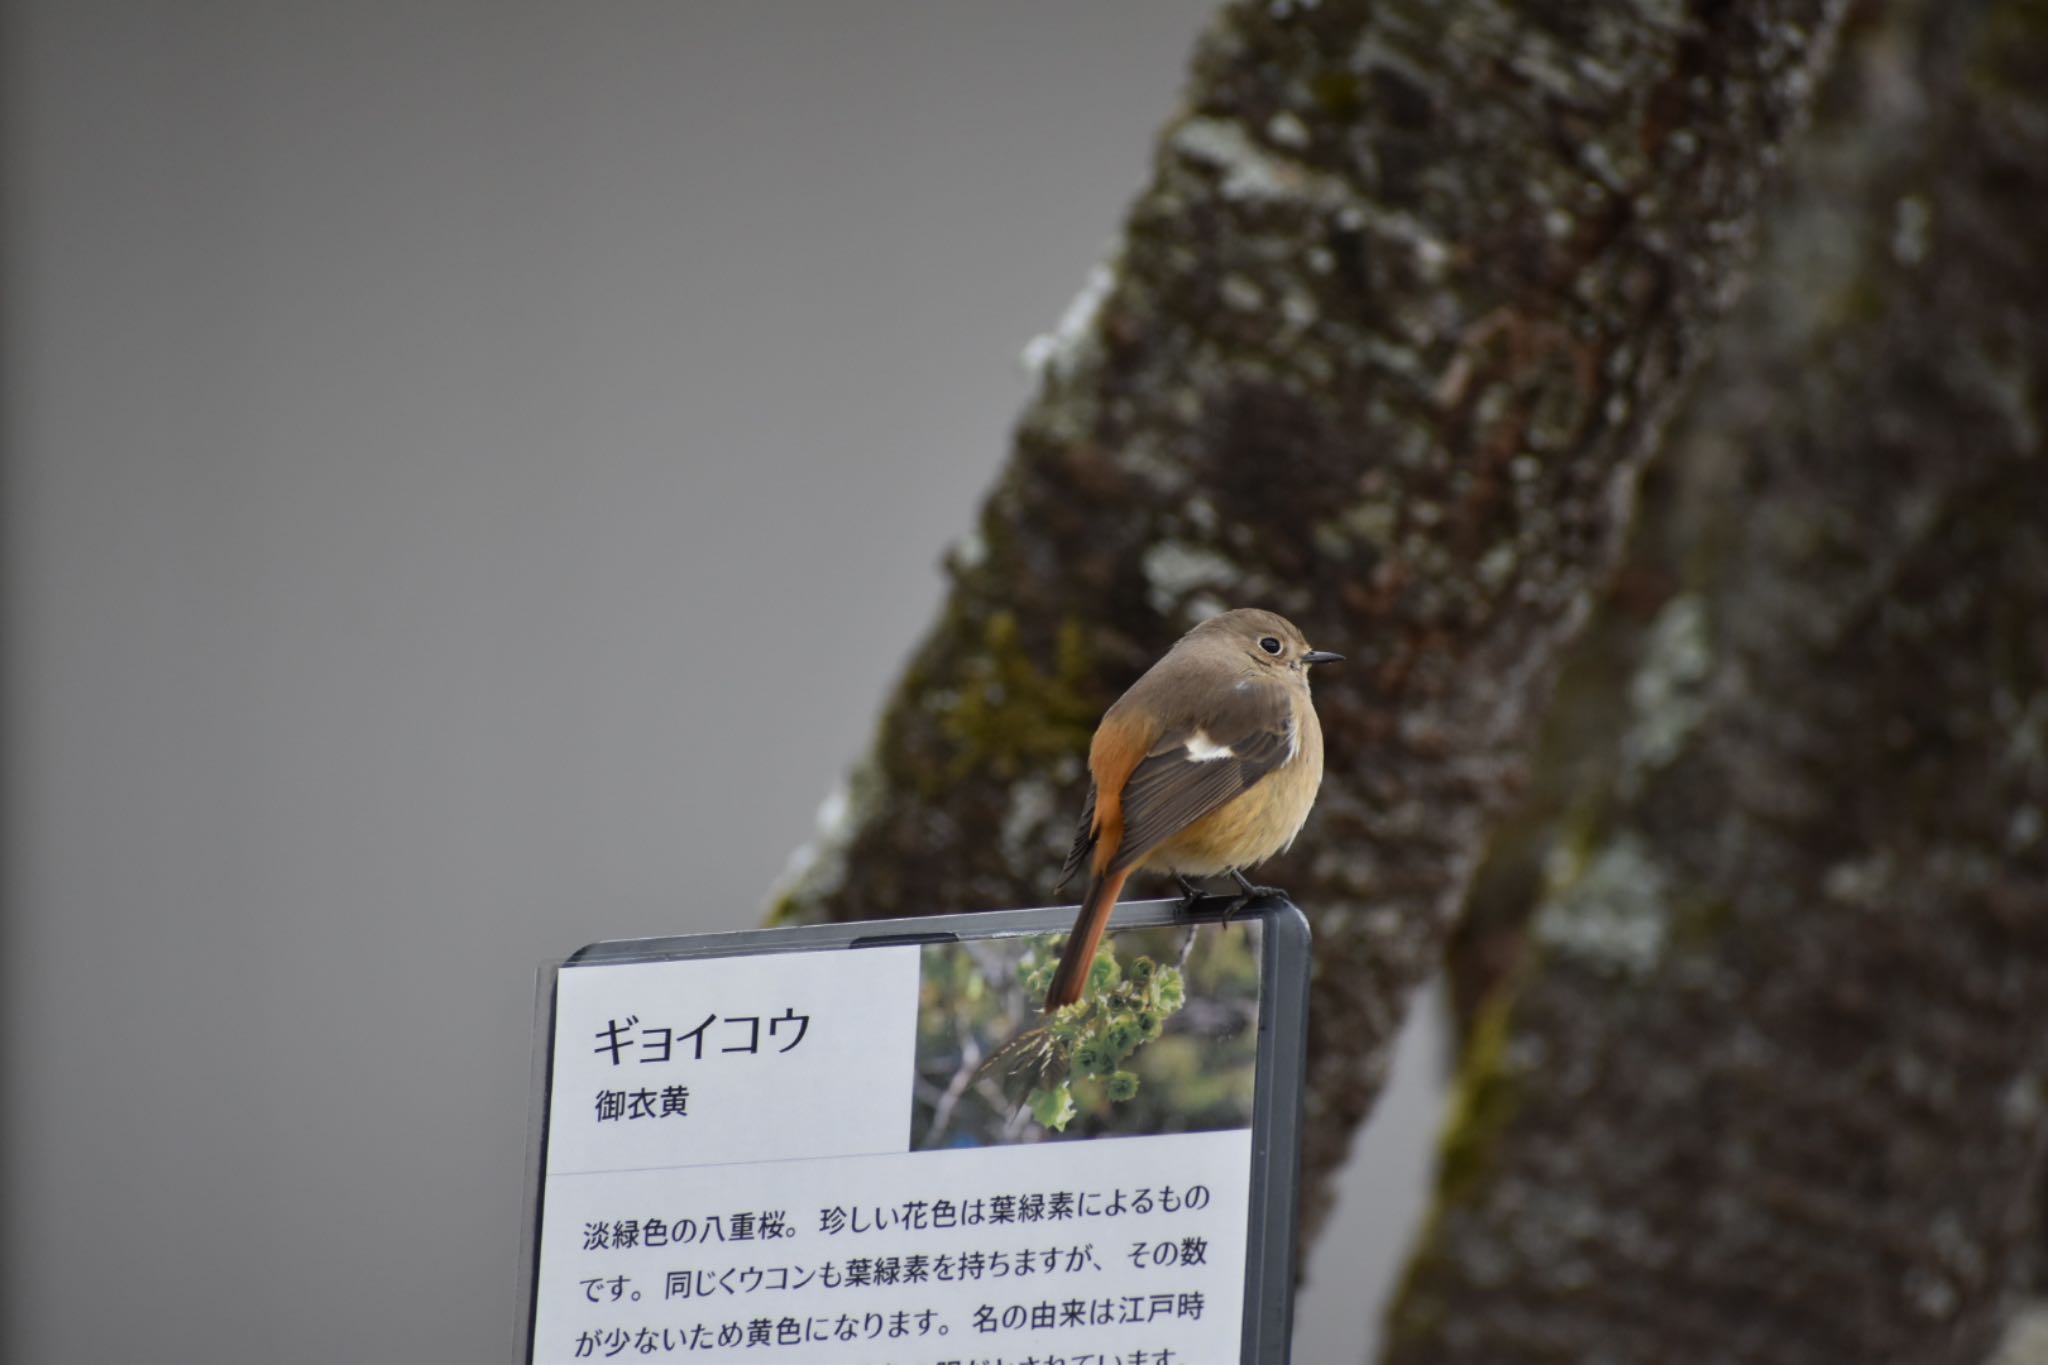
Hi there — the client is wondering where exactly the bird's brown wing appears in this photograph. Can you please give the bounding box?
[1108,680,1297,874]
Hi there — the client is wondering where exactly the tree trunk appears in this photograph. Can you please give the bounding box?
[768,0,1850,1242]
[1383,1,2048,1360]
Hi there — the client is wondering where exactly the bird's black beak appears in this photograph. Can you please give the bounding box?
[1303,649,1345,666]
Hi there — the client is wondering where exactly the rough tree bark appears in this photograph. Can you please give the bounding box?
[768,0,1849,1242]
[1383,1,2048,1360]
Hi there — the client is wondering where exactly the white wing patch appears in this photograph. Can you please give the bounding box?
[1285,715,1300,763]
[1184,731,1235,762]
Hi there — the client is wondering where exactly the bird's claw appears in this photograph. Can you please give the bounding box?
[1228,869,1285,901]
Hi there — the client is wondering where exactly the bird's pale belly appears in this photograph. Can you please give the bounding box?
[1141,744,1323,877]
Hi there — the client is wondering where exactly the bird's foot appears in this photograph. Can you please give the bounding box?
[1218,869,1286,921]
[1229,869,1286,901]
[1173,875,1206,911]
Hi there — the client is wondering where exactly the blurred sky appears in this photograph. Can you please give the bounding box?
[1,3,1448,1359]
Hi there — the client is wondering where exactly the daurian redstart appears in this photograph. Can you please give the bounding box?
[1044,609,1340,1011]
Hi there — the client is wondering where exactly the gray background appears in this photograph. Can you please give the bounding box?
[1,3,1448,1360]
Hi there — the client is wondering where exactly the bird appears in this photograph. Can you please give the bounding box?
[1043,608,1340,1011]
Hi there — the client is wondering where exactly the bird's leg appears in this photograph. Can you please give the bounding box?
[1173,875,1205,911]
[1229,868,1285,900]
[1223,868,1285,921]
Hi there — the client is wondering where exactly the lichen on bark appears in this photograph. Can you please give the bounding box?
[770,0,1850,1242]
[1385,1,2048,1359]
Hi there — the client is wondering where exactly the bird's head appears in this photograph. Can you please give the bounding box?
[1184,608,1343,676]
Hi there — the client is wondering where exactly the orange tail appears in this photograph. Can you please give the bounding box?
[1044,866,1132,1011]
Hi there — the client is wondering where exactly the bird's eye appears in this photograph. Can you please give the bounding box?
[1259,636,1282,655]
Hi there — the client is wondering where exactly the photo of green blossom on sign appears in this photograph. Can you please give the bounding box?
[909,921,1261,1149]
